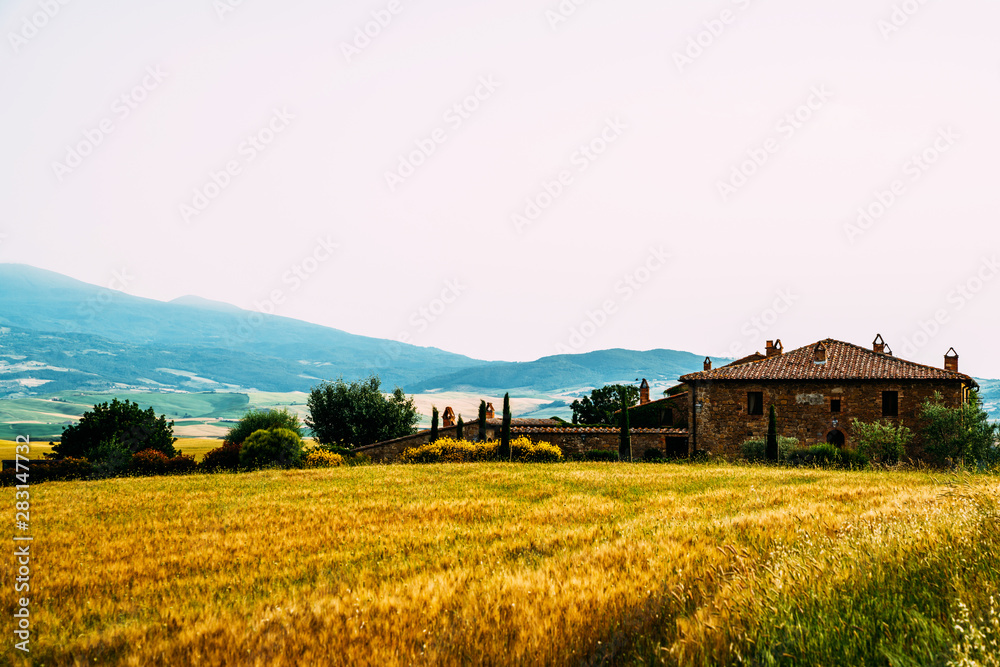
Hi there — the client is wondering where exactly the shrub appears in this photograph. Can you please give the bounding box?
[0,457,94,486]
[200,442,243,472]
[89,437,133,478]
[56,398,175,460]
[740,436,798,462]
[399,437,563,464]
[225,408,302,446]
[239,427,305,470]
[851,418,912,464]
[583,450,620,462]
[304,450,345,468]
[130,449,169,476]
[919,391,999,466]
[165,454,197,474]
[785,444,870,468]
[643,448,665,462]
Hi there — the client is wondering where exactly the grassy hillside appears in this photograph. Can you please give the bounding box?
[8,464,998,665]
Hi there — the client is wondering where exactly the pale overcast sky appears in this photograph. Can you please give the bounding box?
[2,0,999,376]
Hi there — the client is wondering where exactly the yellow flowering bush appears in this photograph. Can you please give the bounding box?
[303,449,345,468]
[400,437,563,464]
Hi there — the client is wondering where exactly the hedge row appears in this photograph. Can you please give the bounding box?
[400,437,563,464]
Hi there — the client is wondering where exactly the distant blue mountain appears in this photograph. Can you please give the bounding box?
[0,263,486,394]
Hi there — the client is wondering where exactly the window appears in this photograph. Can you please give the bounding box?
[747,392,764,416]
[830,399,841,413]
[882,391,898,417]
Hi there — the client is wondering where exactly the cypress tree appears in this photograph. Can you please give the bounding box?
[478,400,487,442]
[618,387,632,461]
[766,404,778,462]
[500,393,512,461]
[430,406,439,443]
[456,415,464,440]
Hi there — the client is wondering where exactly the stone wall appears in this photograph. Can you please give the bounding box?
[687,379,966,459]
[354,423,690,462]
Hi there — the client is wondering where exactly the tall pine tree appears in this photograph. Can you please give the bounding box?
[430,406,439,443]
[500,393,512,461]
[456,415,464,440]
[766,404,778,462]
[477,400,487,442]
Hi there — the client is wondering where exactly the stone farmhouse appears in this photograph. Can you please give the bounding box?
[357,335,976,462]
[677,336,977,458]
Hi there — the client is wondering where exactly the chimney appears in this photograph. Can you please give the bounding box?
[873,334,886,354]
[945,347,959,372]
[442,407,455,428]
[884,344,893,357]
[703,357,712,371]
[639,379,650,405]
[813,342,827,364]
[765,339,783,357]
[485,402,495,419]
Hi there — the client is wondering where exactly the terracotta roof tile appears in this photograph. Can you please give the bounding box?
[512,427,689,436]
[680,339,976,384]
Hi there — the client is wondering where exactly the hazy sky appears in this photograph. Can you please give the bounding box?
[2,0,999,376]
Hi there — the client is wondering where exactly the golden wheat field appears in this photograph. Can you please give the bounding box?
[5,463,1000,666]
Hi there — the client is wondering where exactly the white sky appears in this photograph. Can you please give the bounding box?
[2,0,999,376]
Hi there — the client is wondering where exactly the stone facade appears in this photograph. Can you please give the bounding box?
[686,379,966,458]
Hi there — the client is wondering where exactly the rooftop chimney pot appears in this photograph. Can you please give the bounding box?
[945,348,959,372]
[873,333,886,354]
[442,407,455,428]
[703,357,712,372]
[766,339,783,357]
[485,402,495,419]
[639,379,650,405]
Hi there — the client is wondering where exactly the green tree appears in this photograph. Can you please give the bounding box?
[238,427,305,469]
[766,405,778,462]
[430,406,439,442]
[571,384,640,425]
[225,408,301,446]
[851,418,912,464]
[305,375,418,448]
[456,415,464,440]
[919,390,998,466]
[478,400,487,441]
[500,393,512,461]
[56,399,176,461]
[618,387,631,461]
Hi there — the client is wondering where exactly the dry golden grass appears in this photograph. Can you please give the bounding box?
[4,463,998,666]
